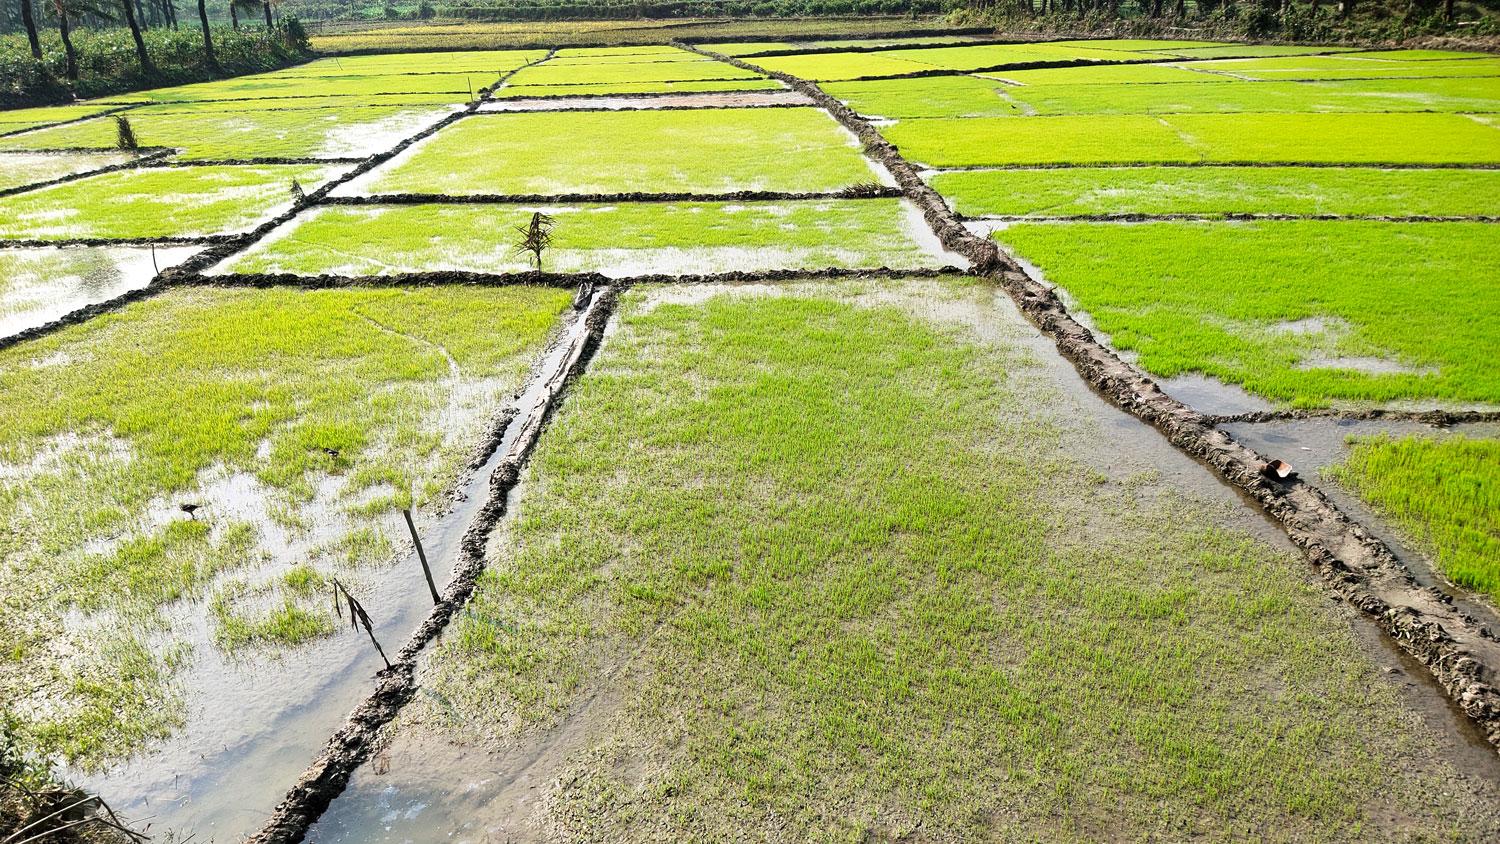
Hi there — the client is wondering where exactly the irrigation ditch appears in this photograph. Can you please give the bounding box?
[680,40,1500,752]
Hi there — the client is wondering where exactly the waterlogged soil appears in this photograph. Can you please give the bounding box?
[0,150,136,193]
[0,245,197,338]
[305,278,1500,843]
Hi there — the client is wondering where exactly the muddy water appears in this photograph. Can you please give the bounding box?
[63,307,591,843]
[0,245,197,339]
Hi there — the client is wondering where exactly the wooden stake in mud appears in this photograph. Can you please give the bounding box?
[401,508,441,605]
[332,578,391,671]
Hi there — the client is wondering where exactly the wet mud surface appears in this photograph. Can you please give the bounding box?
[0,245,197,343]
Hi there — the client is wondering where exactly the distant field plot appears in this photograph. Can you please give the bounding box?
[1340,49,1493,60]
[1160,44,1361,58]
[696,41,798,55]
[0,103,120,133]
[824,76,1016,118]
[505,55,763,87]
[221,200,948,276]
[1049,38,1229,53]
[413,278,1500,840]
[0,150,135,192]
[746,51,937,80]
[279,49,547,76]
[493,78,783,97]
[358,108,875,195]
[932,166,1500,218]
[0,245,195,336]
[119,72,486,102]
[0,284,570,763]
[1187,55,1500,80]
[996,221,1500,407]
[887,112,1500,166]
[0,164,341,240]
[984,62,1220,85]
[552,45,686,58]
[0,103,455,160]
[1328,434,1500,602]
[1000,77,1500,116]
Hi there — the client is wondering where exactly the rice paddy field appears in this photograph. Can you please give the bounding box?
[0,31,1498,844]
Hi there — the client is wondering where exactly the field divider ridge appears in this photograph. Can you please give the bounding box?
[0,102,146,139]
[679,41,1500,752]
[964,212,1500,224]
[925,160,1500,172]
[244,283,619,844]
[1207,408,1500,426]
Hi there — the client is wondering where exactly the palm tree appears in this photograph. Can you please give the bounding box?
[50,0,79,79]
[19,0,43,60]
[119,0,155,75]
[195,0,215,68]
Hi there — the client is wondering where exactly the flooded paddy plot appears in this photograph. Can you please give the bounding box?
[312,278,1500,842]
[351,107,880,196]
[1183,54,1500,81]
[931,166,1500,218]
[0,284,571,782]
[114,72,487,103]
[0,101,459,161]
[278,49,549,77]
[494,77,784,98]
[995,221,1500,407]
[0,245,195,337]
[0,150,136,193]
[0,163,344,240]
[886,112,1500,167]
[478,89,811,111]
[0,103,122,134]
[219,200,955,276]
[506,48,766,88]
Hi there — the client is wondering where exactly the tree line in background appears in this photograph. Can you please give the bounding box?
[953,0,1497,38]
[1,0,309,105]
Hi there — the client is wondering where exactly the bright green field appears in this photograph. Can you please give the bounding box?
[750,41,1166,81]
[0,103,456,160]
[421,279,1498,839]
[506,54,763,87]
[825,75,1018,119]
[111,73,484,103]
[0,150,135,192]
[886,113,1500,167]
[983,62,1217,85]
[931,167,1500,218]
[1187,55,1500,80]
[697,41,799,55]
[0,284,571,764]
[361,108,875,195]
[999,77,1500,117]
[996,221,1500,407]
[1328,434,1500,603]
[493,78,782,97]
[0,163,341,240]
[280,49,547,76]
[222,200,944,276]
[0,103,120,132]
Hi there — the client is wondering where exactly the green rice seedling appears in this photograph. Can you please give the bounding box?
[0,164,344,240]
[1339,49,1494,60]
[221,200,947,277]
[0,246,188,334]
[983,62,1223,85]
[744,51,938,81]
[210,565,336,650]
[823,76,1018,119]
[996,220,1500,407]
[122,72,488,102]
[0,150,135,192]
[931,166,1500,218]
[999,77,1500,116]
[1047,38,1231,53]
[493,78,782,97]
[1161,44,1363,59]
[422,278,1498,838]
[0,103,457,160]
[0,103,120,133]
[0,284,571,766]
[884,112,1500,167]
[505,56,764,87]
[1326,435,1499,602]
[278,49,548,77]
[1185,55,1500,80]
[694,41,799,55]
[551,45,689,58]
[362,108,876,195]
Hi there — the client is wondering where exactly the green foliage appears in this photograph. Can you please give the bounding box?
[222,200,946,275]
[0,163,341,239]
[424,280,1481,838]
[995,221,1500,407]
[1327,435,1500,602]
[363,107,877,195]
[931,166,1500,218]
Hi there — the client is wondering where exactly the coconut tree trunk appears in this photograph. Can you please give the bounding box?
[54,0,77,79]
[20,0,43,59]
[134,0,148,28]
[120,0,155,74]
[229,1,237,27]
[196,0,215,66]
[262,0,271,28]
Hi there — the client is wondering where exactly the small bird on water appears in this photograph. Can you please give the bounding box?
[180,502,202,520]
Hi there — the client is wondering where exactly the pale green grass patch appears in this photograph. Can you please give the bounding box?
[222,200,949,276]
[281,49,547,76]
[996,221,1500,407]
[1327,435,1500,602]
[361,108,875,195]
[506,55,762,87]
[494,78,781,97]
[0,163,342,240]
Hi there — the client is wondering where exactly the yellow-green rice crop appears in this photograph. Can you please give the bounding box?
[222,200,946,276]
[280,49,547,76]
[0,164,342,240]
[996,221,1500,407]
[506,53,762,87]
[493,78,782,97]
[0,284,571,766]
[1327,435,1500,602]
[0,103,120,132]
[361,108,876,195]
[997,77,1500,116]
[932,166,1500,218]
[111,72,485,103]
[1186,55,1500,80]
[421,278,1499,838]
[0,103,456,160]
[885,113,1500,167]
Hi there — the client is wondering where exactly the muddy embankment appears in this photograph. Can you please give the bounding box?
[680,41,1500,751]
